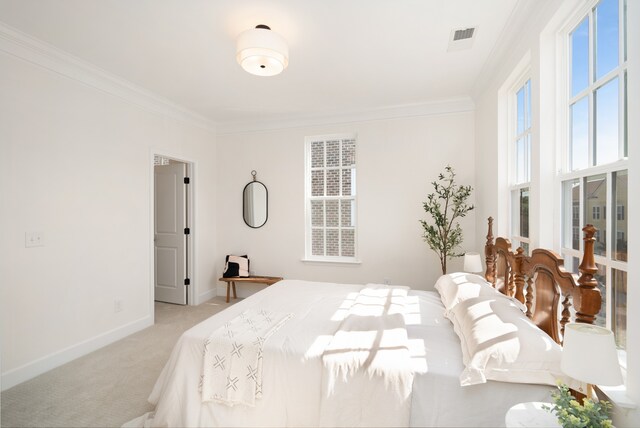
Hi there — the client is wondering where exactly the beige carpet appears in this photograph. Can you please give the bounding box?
[1,297,234,428]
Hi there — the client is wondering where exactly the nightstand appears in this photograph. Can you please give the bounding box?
[505,402,560,428]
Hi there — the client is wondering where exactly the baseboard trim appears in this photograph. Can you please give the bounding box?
[196,287,218,305]
[1,315,153,391]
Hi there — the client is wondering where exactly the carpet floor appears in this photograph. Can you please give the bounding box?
[1,297,233,427]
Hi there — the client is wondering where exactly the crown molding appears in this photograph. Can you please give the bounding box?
[0,20,473,136]
[0,21,216,132]
[216,97,475,135]
[471,0,563,100]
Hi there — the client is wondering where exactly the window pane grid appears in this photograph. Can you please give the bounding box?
[570,96,589,170]
[568,1,627,172]
[306,136,357,259]
[622,0,627,62]
[571,17,589,97]
[562,2,627,359]
[510,79,531,251]
[594,263,608,329]
[594,77,619,166]
[623,70,628,157]
[568,64,627,104]
[561,170,627,352]
[612,268,627,349]
[613,170,627,261]
[594,0,619,81]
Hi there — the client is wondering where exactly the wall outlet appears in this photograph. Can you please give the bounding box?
[114,299,123,313]
[25,232,44,248]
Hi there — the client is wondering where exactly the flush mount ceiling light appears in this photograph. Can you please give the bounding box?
[236,24,289,77]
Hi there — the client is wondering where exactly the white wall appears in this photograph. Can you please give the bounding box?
[0,51,218,389]
[216,111,476,296]
[472,1,562,250]
[473,0,640,424]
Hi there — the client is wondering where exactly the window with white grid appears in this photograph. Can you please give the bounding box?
[510,78,532,254]
[560,0,628,363]
[305,134,357,261]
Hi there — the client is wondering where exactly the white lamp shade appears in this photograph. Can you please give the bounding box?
[463,252,483,273]
[237,26,289,76]
[561,323,623,386]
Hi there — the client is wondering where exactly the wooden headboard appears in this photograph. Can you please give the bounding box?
[483,217,601,344]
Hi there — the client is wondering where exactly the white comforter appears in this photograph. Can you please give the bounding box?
[128,280,554,427]
[321,285,414,427]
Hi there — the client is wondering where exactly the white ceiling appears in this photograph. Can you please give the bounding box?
[0,0,519,128]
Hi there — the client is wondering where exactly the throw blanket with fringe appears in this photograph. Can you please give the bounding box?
[200,309,293,407]
[320,285,414,427]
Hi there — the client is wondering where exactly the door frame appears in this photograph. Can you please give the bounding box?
[149,150,196,309]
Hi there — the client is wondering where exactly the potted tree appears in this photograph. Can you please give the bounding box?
[420,165,474,274]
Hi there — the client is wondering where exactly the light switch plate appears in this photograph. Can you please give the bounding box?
[25,232,44,247]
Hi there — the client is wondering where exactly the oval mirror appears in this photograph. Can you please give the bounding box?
[243,180,268,228]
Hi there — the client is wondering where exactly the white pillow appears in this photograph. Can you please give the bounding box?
[449,296,575,387]
[434,272,526,314]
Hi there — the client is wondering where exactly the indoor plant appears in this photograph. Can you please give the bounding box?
[544,383,614,428]
[420,165,473,275]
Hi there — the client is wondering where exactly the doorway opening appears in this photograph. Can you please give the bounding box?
[153,154,193,305]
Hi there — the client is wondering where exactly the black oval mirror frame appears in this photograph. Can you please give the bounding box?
[243,180,268,228]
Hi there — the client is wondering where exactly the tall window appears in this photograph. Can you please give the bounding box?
[305,134,357,261]
[510,79,531,254]
[561,0,627,362]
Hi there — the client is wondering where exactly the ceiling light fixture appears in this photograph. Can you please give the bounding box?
[236,24,289,77]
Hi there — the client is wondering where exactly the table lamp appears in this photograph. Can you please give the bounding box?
[463,252,483,273]
[561,323,623,399]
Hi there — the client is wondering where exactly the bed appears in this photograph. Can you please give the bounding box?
[126,218,601,427]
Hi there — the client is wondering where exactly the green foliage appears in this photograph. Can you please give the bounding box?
[543,383,614,428]
[419,165,474,274]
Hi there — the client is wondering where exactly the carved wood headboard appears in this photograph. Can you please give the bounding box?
[483,217,601,344]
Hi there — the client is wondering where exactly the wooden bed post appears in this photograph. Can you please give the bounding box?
[485,217,496,285]
[575,225,600,324]
[513,247,526,304]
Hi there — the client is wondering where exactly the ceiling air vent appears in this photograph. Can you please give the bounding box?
[453,28,475,41]
[448,27,477,52]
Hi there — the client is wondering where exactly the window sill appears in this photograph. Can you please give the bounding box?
[597,384,637,410]
[301,258,362,265]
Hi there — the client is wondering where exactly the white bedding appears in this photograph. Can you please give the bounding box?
[127,279,555,427]
[320,285,413,427]
[201,309,293,406]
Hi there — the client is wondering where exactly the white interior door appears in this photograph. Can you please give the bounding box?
[154,162,187,304]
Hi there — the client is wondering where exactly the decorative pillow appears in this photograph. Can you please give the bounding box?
[434,272,526,314]
[448,296,574,388]
[222,255,250,278]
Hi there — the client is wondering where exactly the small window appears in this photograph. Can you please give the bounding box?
[305,134,357,261]
[510,78,532,253]
[617,204,625,220]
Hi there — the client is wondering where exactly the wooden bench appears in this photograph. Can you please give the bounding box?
[218,276,283,303]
